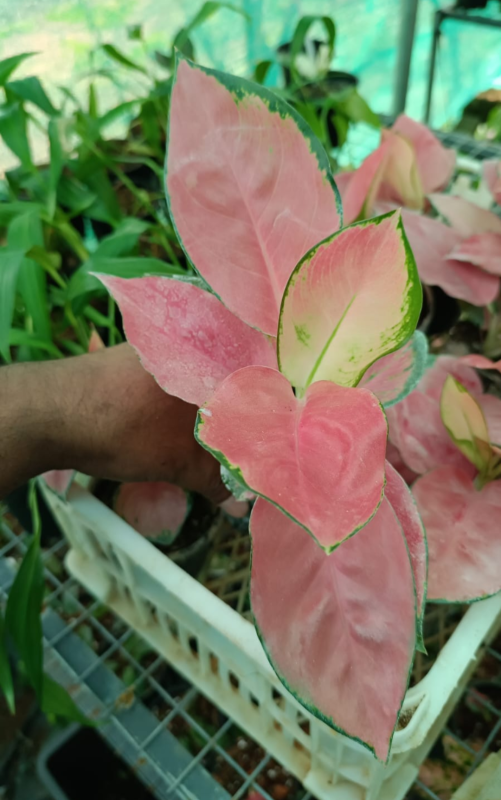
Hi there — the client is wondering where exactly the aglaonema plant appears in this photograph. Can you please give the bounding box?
[97,55,429,761]
[387,355,501,603]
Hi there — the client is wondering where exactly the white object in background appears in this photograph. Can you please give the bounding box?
[42,483,501,800]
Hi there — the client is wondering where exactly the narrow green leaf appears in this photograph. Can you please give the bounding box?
[174,2,249,52]
[101,43,147,74]
[48,118,65,217]
[8,212,51,341]
[41,675,94,725]
[0,202,41,227]
[0,103,32,167]
[0,611,15,714]
[0,248,24,362]
[5,483,44,700]
[7,77,58,116]
[253,60,273,85]
[69,256,183,300]
[9,328,63,358]
[0,53,36,86]
[56,175,96,215]
[88,83,98,119]
[330,88,381,129]
[127,24,143,41]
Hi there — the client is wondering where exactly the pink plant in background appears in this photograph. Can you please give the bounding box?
[387,356,501,602]
[98,56,429,761]
[484,159,501,205]
[114,481,190,544]
[337,115,456,224]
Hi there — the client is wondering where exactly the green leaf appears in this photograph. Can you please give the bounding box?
[101,43,147,74]
[5,483,44,700]
[8,211,51,342]
[88,83,98,119]
[332,112,349,147]
[7,77,58,116]
[0,103,32,167]
[294,101,325,143]
[0,201,41,227]
[330,88,380,129]
[56,175,96,215]
[127,24,143,41]
[140,100,162,155]
[253,60,273,85]
[0,610,15,714]
[48,118,65,217]
[175,2,248,51]
[9,328,63,358]
[69,256,183,300]
[41,675,94,725]
[0,53,36,86]
[0,248,25,362]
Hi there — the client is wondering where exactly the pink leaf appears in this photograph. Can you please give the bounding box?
[483,160,501,205]
[391,115,456,195]
[460,354,501,373]
[378,129,423,210]
[359,331,428,407]
[95,275,276,406]
[430,193,501,237]
[166,57,342,336]
[385,461,427,645]
[41,470,74,498]
[250,497,416,762]
[479,393,501,446]
[413,466,501,602]
[196,366,387,551]
[450,232,501,276]
[386,356,482,475]
[278,211,422,390]
[398,208,499,306]
[335,145,390,224]
[114,481,190,544]
[386,441,419,486]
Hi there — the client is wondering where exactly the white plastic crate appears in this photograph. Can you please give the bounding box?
[42,483,501,800]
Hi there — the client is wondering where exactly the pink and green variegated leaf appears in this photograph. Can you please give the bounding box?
[95,275,276,406]
[413,466,501,602]
[278,211,421,390]
[195,366,387,552]
[396,207,500,306]
[166,56,342,336]
[483,160,501,205]
[114,481,190,545]
[391,115,456,195]
[41,470,74,499]
[430,193,501,237]
[378,129,423,210]
[384,461,427,651]
[386,356,483,475]
[359,331,428,408]
[250,497,416,762]
[440,376,492,473]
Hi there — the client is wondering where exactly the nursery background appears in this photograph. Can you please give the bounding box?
[2,1,501,800]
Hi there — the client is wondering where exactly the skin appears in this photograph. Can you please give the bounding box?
[0,343,230,504]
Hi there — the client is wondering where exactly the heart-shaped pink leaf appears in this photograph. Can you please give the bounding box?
[385,461,427,648]
[413,466,501,602]
[278,211,421,390]
[95,275,276,406]
[484,160,501,205]
[391,115,455,195]
[196,365,387,551]
[166,57,342,336]
[397,208,500,306]
[359,331,427,408]
[450,232,501,276]
[430,193,501,237]
[114,481,190,545]
[250,497,416,762]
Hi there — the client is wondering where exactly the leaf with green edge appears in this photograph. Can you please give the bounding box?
[0,248,25,362]
[8,211,51,342]
[250,497,416,762]
[0,103,32,167]
[114,482,191,545]
[0,610,15,714]
[5,483,44,700]
[289,15,336,82]
[359,331,428,408]
[7,77,58,116]
[41,675,95,725]
[440,376,495,475]
[0,53,36,86]
[196,365,388,552]
[278,210,422,391]
[166,56,342,336]
[101,43,147,74]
